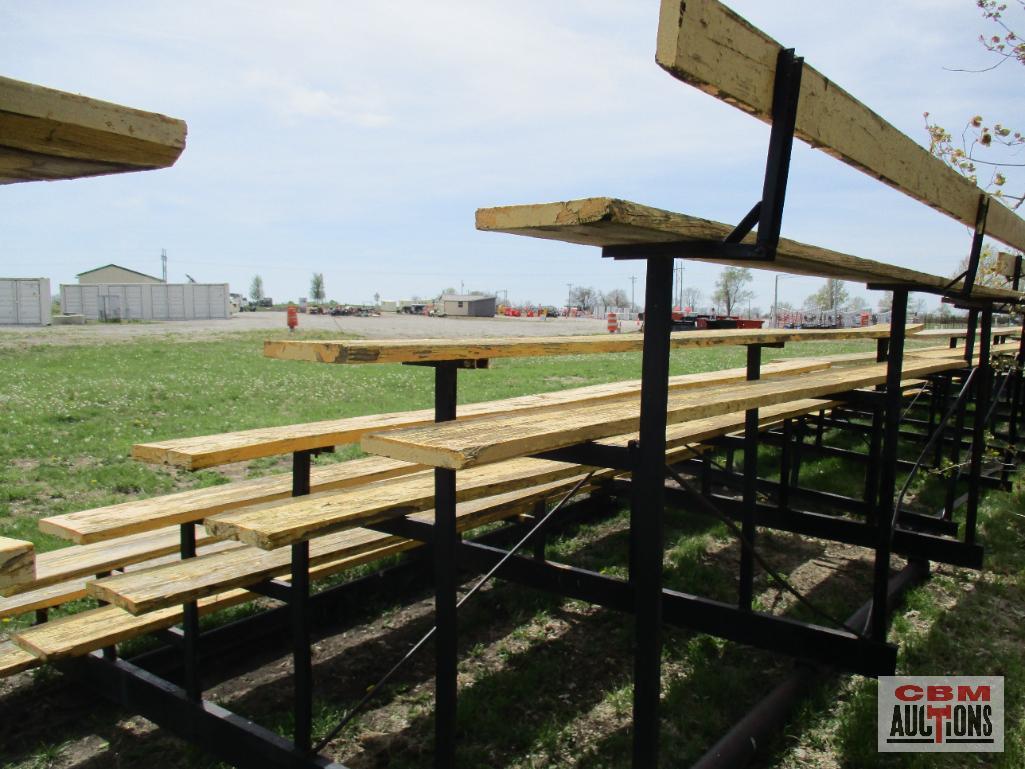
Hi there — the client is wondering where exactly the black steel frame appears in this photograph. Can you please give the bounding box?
[42,38,1025,769]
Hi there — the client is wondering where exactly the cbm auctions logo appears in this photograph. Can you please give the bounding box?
[878,676,1004,752]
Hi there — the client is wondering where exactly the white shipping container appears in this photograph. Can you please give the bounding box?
[0,278,51,325]
[61,283,230,321]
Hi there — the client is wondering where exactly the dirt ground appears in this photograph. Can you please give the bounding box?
[0,312,617,347]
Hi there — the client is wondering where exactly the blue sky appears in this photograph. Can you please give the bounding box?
[3,1,1023,311]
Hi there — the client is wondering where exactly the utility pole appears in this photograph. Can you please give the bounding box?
[673,260,684,308]
[566,283,573,316]
[161,248,167,283]
[629,275,637,314]
[773,274,780,329]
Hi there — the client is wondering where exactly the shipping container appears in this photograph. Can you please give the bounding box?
[60,283,230,321]
[0,278,51,325]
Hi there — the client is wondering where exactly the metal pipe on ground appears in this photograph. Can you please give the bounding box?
[689,558,929,769]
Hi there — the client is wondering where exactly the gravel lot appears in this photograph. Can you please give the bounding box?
[0,311,623,347]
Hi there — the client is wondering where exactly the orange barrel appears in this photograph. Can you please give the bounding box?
[287,304,298,330]
[607,311,619,333]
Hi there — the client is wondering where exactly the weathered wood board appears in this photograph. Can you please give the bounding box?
[913,326,1020,340]
[264,326,894,365]
[0,537,34,590]
[204,456,589,551]
[0,540,241,619]
[90,476,592,615]
[0,76,187,184]
[362,359,961,471]
[654,0,1025,251]
[132,358,830,469]
[476,198,1023,303]
[0,641,38,677]
[39,455,419,544]
[2,525,219,596]
[11,589,250,662]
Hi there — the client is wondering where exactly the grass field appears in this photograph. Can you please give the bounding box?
[1,329,1022,769]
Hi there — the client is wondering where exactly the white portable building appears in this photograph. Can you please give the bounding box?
[0,278,51,325]
[60,283,230,321]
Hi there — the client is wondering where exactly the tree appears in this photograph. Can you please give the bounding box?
[845,295,868,311]
[603,288,630,309]
[711,267,754,316]
[925,1,1024,210]
[950,244,1013,289]
[681,286,703,312]
[805,279,850,311]
[310,273,325,302]
[373,292,380,306]
[570,285,599,312]
[878,291,893,312]
[249,275,264,303]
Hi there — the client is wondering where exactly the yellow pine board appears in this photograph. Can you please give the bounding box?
[264,326,893,365]
[39,455,419,544]
[90,528,401,614]
[205,456,589,551]
[91,475,593,614]
[0,75,186,184]
[2,525,219,596]
[475,198,1023,303]
[654,0,1025,252]
[362,359,961,471]
[12,588,250,662]
[0,537,34,590]
[600,397,837,450]
[913,326,1020,339]
[0,579,89,618]
[0,641,39,677]
[0,541,242,618]
[131,359,832,471]
[0,541,243,619]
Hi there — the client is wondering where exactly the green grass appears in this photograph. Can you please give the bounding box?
[1,329,1021,769]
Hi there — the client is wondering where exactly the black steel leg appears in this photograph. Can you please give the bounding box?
[180,522,201,701]
[292,541,312,753]
[739,344,761,611]
[630,257,672,769]
[864,404,884,526]
[790,418,806,487]
[778,418,793,512]
[290,448,314,753]
[966,309,993,544]
[433,363,459,769]
[870,289,907,642]
[943,372,970,520]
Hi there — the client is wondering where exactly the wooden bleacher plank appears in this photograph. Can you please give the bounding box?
[0,537,34,590]
[0,578,89,619]
[39,455,418,544]
[10,479,594,665]
[0,641,39,677]
[362,359,962,472]
[913,327,1020,340]
[0,76,187,184]
[263,326,893,365]
[11,589,250,662]
[208,396,847,553]
[653,0,1025,252]
[90,476,593,615]
[3,526,216,596]
[131,358,830,469]
[204,456,589,551]
[0,541,243,619]
[475,198,1022,303]
[89,529,403,615]
[618,397,837,450]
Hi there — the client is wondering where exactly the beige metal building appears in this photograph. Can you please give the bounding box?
[440,294,497,317]
[77,264,163,285]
